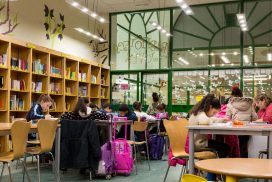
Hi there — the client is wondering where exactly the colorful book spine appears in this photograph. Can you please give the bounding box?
[11,80,26,91]
[33,59,47,74]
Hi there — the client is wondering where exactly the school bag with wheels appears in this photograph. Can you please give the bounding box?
[112,117,134,175]
[149,134,165,160]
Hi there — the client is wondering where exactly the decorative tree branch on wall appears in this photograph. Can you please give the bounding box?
[89,29,108,64]
[44,4,65,47]
[0,0,19,35]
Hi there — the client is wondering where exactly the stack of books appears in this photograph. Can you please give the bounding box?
[32,81,42,92]
[50,82,61,94]
[78,71,87,82]
[0,54,7,67]
[11,79,26,91]
[32,59,47,74]
[50,66,62,77]
[11,57,28,71]
[10,95,24,110]
[79,86,87,96]
[66,67,76,80]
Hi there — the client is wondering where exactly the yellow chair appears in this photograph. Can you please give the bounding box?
[24,119,60,182]
[127,121,150,175]
[0,120,32,182]
[163,119,217,182]
[181,174,207,182]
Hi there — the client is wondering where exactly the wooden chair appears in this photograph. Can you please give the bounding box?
[24,119,60,182]
[163,119,217,182]
[0,120,32,182]
[181,174,207,182]
[127,121,151,175]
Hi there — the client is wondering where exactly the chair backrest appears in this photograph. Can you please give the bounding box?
[38,119,59,153]
[181,174,207,182]
[132,121,148,132]
[11,120,30,159]
[163,119,188,157]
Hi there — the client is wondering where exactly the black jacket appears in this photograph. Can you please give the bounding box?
[26,104,45,121]
[60,119,101,170]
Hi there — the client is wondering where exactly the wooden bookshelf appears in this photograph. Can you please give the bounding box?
[0,33,110,132]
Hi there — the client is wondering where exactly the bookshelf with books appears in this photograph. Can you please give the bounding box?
[32,49,49,76]
[0,40,9,69]
[90,65,101,106]
[10,44,30,73]
[50,54,63,78]
[78,61,90,98]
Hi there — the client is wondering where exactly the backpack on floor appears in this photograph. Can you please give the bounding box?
[112,118,133,175]
[149,134,165,160]
[96,142,114,179]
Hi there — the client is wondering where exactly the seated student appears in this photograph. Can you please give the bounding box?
[156,103,169,120]
[61,98,108,120]
[117,104,138,139]
[189,94,230,158]
[89,102,99,112]
[100,102,112,115]
[255,94,272,123]
[133,101,156,121]
[26,94,53,122]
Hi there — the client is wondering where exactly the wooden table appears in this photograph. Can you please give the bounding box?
[195,158,272,182]
[0,123,61,177]
[187,124,272,174]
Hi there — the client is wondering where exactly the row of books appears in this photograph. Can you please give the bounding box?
[11,57,28,71]
[10,95,24,110]
[50,82,62,94]
[32,81,42,92]
[79,86,88,96]
[33,59,47,74]
[66,87,75,95]
[91,75,97,84]
[66,68,76,80]
[0,54,7,67]
[50,66,62,77]
[11,80,26,91]
[78,71,87,82]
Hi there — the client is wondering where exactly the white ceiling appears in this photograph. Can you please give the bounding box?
[77,0,236,14]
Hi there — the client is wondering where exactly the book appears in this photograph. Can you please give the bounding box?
[10,95,24,110]
[11,57,28,71]
[0,76,4,88]
[0,54,7,67]
[11,80,26,91]
[66,67,76,80]
[50,66,62,77]
[32,81,42,92]
[79,86,87,96]
[91,75,97,84]
[50,82,61,94]
[78,71,87,82]
[32,59,47,74]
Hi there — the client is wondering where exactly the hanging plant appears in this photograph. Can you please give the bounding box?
[43,4,65,45]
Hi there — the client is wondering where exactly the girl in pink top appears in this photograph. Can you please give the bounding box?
[255,94,272,124]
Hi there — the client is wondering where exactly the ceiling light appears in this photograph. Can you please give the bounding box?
[176,0,184,3]
[222,52,226,56]
[210,52,214,56]
[157,26,162,30]
[151,22,157,26]
[243,55,249,63]
[161,29,166,33]
[66,0,107,23]
[233,52,238,55]
[181,3,188,9]
[237,13,248,31]
[72,2,79,7]
[166,33,171,36]
[199,53,203,56]
[267,53,272,61]
[178,57,189,65]
[75,28,84,33]
[91,13,97,18]
[81,7,88,12]
[185,9,193,15]
[74,28,106,42]
[220,56,230,64]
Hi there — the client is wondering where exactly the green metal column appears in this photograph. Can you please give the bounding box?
[168,70,173,116]
[137,72,140,101]
[240,0,244,90]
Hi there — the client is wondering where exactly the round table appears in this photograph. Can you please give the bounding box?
[195,158,272,182]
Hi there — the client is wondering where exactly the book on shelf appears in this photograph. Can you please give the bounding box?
[66,67,76,80]
[10,95,25,111]
[91,75,97,84]
[50,82,61,94]
[79,86,87,96]
[11,57,28,71]
[66,87,74,95]
[101,87,106,98]
[0,99,3,109]
[32,81,42,92]
[32,59,47,74]
[0,76,4,88]
[78,71,87,82]
[101,74,105,85]
[0,54,7,67]
[50,66,62,77]
[11,79,26,91]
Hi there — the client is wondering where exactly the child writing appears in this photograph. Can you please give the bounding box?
[26,94,52,122]
[156,103,169,120]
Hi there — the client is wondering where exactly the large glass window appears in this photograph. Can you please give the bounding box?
[172,71,209,105]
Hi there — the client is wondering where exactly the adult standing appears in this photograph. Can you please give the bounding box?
[146,92,160,116]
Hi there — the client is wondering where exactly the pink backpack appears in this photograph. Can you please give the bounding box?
[112,117,134,175]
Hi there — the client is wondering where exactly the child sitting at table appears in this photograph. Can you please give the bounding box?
[133,101,156,121]
[100,102,112,115]
[156,103,169,120]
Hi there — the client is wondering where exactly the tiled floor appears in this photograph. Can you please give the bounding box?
[0,158,265,181]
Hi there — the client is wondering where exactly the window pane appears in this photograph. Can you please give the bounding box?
[172,50,209,68]
[172,71,209,105]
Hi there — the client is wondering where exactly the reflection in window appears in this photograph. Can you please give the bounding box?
[254,47,272,66]
[172,50,209,68]
[111,75,138,105]
[172,71,209,105]
[211,48,240,67]
[243,69,272,98]
[143,74,168,105]
[210,69,240,98]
